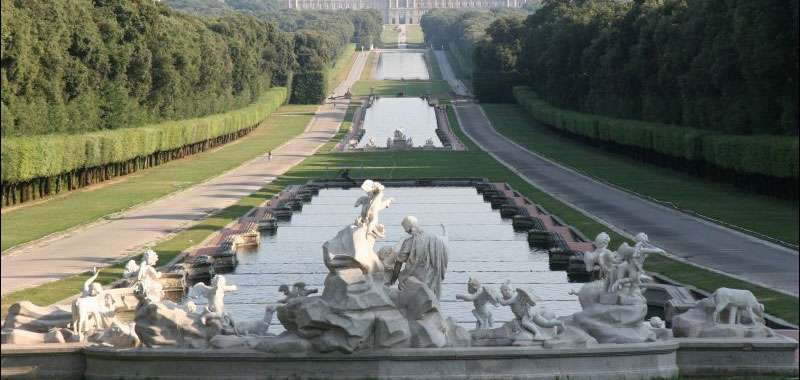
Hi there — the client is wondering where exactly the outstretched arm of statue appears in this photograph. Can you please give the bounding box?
[83,267,99,295]
[456,293,477,301]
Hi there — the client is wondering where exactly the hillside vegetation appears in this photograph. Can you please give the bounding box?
[421,1,799,197]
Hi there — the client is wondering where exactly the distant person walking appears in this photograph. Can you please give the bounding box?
[268,151,272,161]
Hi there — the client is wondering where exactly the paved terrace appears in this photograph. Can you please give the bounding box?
[0,52,369,296]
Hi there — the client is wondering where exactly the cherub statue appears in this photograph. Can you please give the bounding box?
[124,249,163,302]
[499,281,564,341]
[353,179,394,239]
[611,233,664,293]
[72,267,117,341]
[581,232,619,291]
[277,282,318,303]
[188,275,238,315]
[456,277,500,329]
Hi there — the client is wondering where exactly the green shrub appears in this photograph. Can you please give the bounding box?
[290,72,328,104]
[513,86,798,180]
[1,88,287,183]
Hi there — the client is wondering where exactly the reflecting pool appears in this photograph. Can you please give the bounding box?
[376,51,429,80]
[358,97,441,148]
[225,187,582,329]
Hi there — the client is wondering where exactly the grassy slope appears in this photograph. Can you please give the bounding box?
[381,25,399,45]
[352,80,451,97]
[360,52,377,81]
[1,106,315,252]
[327,44,357,92]
[425,50,443,81]
[404,25,424,44]
[481,103,799,245]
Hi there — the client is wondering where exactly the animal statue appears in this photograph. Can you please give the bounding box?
[231,304,276,336]
[91,321,140,348]
[711,288,765,325]
[72,267,117,341]
[277,282,318,303]
[456,277,501,329]
[188,275,238,315]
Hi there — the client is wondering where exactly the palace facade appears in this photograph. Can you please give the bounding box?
[285,0,527,24]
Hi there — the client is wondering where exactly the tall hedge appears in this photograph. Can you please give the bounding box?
[1,88,287,205]
[513,87,798,197]
[290,71,328,104]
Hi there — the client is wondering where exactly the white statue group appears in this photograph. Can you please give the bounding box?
[1,179,777,350]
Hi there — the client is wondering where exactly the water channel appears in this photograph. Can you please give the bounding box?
[225,187,582,330]
[358,97,441,148]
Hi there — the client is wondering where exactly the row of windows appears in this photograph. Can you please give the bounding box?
[288,0,522,9]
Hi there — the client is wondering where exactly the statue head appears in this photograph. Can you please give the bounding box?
[212,275,226,288]
[500,280,513,299]
[634,232,649,244]
[360,179,384,195]
[143,249,158,266]
[90,282,104,297]
[278,284,291,294]
[594,232,610,249]
[292,282,307,291]
[401,215,419,234]
[467,277,481,294]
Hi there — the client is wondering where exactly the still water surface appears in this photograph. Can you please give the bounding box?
[225,187,582,329]
[376,51,429,80]
[358,97,440,148]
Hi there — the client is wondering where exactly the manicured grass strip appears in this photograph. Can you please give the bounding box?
[360,52,377,81]
[327,44,357,92]
[0,107,322,316]
[1,105,317,252]
[481,103,799,245]
[404,24,424,44]
[425,50,443,81]
[352,80,451,98]
[381,25,399,45]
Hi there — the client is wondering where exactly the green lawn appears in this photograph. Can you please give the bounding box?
[381,25,399,45]
[327,44,357,92]
[481,103,799,245]
[352,80,451,97]
[425,50,443,81]
[405,24,424,44]
[1,105,317,252]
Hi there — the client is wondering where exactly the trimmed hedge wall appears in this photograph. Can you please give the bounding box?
[290,71,328,104]
[513,86,799,197]
[1,88,287,206]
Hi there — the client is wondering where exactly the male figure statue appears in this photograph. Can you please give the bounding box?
[389,216,449,298]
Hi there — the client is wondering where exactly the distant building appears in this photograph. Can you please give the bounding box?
[286,0,527,24]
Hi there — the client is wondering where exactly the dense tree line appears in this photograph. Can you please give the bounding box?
[1,0,295,137]
[477,0,799,135]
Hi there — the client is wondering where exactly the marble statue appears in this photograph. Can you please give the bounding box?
[389,216,449,298]
[423,138,436,149]
[323,180,392,274]
[672,287,773,338]
[124,249,164,302]
[456,277,500,329]
[72,267,117,341]
[581,232,618,290]
[570,232,661,343]
[277,282,318,303]
[499,281,564,341]
[611,233,663,293]
[188,275,238,315]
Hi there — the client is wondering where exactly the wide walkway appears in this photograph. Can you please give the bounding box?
[1,51,369,296]
[434,52,799,297]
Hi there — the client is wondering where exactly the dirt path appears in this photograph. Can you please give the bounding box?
[0,52,369,296]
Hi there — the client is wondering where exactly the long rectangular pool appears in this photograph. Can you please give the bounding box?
[225,187,582,330]
[376,51,429,80]
[358,97,441,148]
